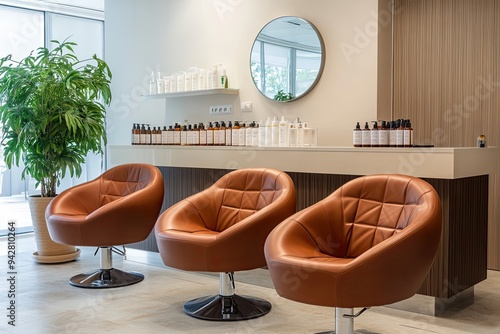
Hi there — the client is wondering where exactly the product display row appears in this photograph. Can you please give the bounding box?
[353,119,413,147]
[131,117,317,148]
[149,64,228,95]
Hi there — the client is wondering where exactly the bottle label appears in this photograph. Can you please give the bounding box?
[353,131,362,146]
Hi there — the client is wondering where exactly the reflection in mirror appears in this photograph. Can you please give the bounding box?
[250,16,325,102]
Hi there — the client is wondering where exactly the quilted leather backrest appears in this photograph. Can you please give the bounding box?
[208,168,290,232]
[317,174,439,258]
[99,164,157,206]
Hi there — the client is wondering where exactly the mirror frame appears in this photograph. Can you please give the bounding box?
[250,16,326,102]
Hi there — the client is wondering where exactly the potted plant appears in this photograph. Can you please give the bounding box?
[0,39,112,263]
[273,89,294,102]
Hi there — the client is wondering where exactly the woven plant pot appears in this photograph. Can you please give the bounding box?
[29,195,80,263]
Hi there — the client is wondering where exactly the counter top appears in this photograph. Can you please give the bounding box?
[108,145,499,179]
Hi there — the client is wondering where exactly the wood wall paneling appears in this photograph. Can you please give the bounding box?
[390,0,500,269]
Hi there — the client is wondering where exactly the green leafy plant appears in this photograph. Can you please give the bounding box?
[0,39,112,197]
[273,89,294,102]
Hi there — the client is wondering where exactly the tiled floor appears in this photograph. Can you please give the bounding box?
[0,234,499,334]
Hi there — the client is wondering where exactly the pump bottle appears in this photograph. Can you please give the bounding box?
[271,116,279,147]
[278,116,288,147]
[361,122,370,147]
[352,122,362,147]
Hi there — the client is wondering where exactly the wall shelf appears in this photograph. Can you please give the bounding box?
[142,88,239,99]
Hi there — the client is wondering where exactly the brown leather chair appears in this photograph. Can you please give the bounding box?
[265,174,442,334]
[155,168,296,321]
[46,163,164,288]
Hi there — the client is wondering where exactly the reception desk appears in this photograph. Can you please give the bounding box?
[109,145,498,315]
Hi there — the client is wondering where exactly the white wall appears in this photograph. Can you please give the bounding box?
[105,0,379,148]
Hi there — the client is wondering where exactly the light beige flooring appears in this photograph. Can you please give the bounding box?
[0,234,499,334]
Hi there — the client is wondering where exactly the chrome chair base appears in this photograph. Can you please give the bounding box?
[69,268,144,288]
[183,294,272,321]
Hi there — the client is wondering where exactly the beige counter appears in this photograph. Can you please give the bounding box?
[108,145,498,179]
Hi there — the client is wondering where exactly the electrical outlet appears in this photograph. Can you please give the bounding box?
[209,105,233,115]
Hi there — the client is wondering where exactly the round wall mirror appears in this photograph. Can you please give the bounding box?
[250,16,325,102]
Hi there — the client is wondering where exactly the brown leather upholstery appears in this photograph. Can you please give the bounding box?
[47,163,164,247]
[265,174,442,308]
[155,168,296,272]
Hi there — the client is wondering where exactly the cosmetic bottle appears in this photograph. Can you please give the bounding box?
[220,69,228,89]
[161,126,168,145]
[265,117,272,147]
[231,121,240,146]
[131,124,136,145]
[296,121,304,147]
[207,68,213,89]
[151,127,157,145]
[206,122,214,145]
[403,119,413,147]
[163,76,170,93]
[477,134,486,147]
[211,65,219,89]
[246,121,254,147]
[225,121,232,146]
[149,72,156,94]
[258,121,266,147]
[146,125,152,145]
[278,116,288,147]
[186,124,193,145]
[173,123,181,145]
[252,122,259,147]
[198,69,206,90]
[170,74,177,92]
[389,121,397,147]
[177,72,185,92]
[213,122,220,145]
[199,123,207,145]
[180,125,188,146]
[219,121,226,145]
[192,124,200,145]
[271,116,279,147]
[156,72,164,94]
[184,71,192,92]
[191,69,199,91]
[310,128,318,146]
[167,125,174,145]
[370,121,379,147]
[396,119,404,147]
[379,121,389,147]
[353,122,362,147]
[238,122,246,146]
[288,123,298,147]
[361,122,370,147]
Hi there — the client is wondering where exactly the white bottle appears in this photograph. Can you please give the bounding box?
[211,65,218,89]
[156,72,164,93]
[170,74,177,92]
[191,71,198,90]
[264,117,272,147]
[149,72,157,94]
[296,121,304,147]
[271,116,279,147]
[177,72,185,92]
[163,77,170,93]
[184,71,192,92]
[238,122,246,146]
[258,121,266,147]
[310,128,318,146]
[278,116,288,147]
[198,69,206,90]
[288,123,297,147]
[207,68,213,89]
